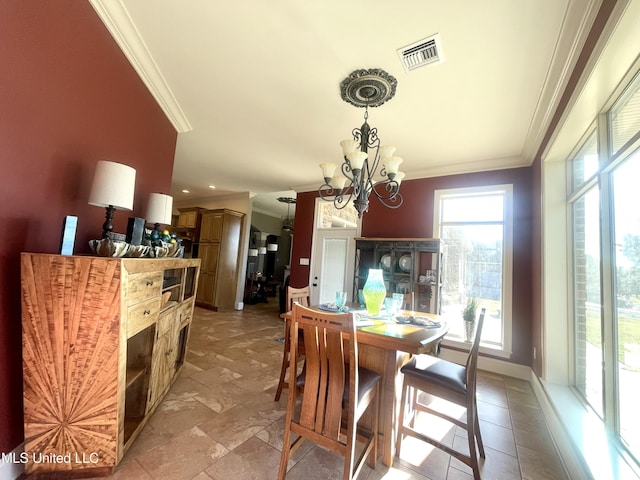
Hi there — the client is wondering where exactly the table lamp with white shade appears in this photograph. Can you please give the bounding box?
[88,160,136,239]
[146,193,173,241]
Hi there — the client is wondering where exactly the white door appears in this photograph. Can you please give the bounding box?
[309,200,359,305]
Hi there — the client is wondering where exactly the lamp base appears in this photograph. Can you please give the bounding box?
[101,205,116,239]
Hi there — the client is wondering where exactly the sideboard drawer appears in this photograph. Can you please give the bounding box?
[127,272,163,305]
[127,297,160,338]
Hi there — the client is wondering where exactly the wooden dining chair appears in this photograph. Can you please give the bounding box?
[401,292,414,311]
[274,286,310,401]
[396,308,487,480]
[278,304,380,480]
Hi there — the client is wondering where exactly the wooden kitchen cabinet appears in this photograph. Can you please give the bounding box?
[196,209,244,310]
[20,253,200,477]
[199,209,225,242]
[176,207,199,229]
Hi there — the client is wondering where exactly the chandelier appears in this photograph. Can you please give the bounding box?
[277,196,296,232]
[318,68,405,218]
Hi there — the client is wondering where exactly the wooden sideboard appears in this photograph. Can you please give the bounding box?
[20,253,200,477]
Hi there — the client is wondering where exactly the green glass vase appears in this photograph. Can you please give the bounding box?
[362,268,386,316]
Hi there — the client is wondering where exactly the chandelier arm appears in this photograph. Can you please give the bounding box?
[341,160,354,178]
[371,180,404,209]
[342,159,362,198]
[370,178,401,200]
[319,182,356,210]
[377,192,404,209]
[318,182,336,199]
[333,195,352,210]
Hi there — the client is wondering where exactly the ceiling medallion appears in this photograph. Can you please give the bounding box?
[339,68,397,108]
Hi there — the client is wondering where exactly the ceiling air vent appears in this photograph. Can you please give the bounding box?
[397,34,443,72]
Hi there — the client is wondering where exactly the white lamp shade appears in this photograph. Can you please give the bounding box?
[259,247,267,255]
[394,171,406,185]
[383,156,403,175]
[340,139,359,156]
[331,175,347,190]
[267,243,278,252]
[88,160,136,210]
[248,248,259,257]
[378,145,397,158]
[346,151,368,170]
[146,193,173,225]
[320,162,338,180]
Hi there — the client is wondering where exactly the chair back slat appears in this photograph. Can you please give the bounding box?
[299,325,320,430]
[290,304,354,442]
[324,330,346,437]
[402,293,414,311]
[466,308,486,393]
[287,286,310,310]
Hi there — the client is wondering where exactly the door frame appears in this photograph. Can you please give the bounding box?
[308,198,361,305]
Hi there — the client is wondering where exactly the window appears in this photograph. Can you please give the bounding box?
[434,185,513,356]
[611,155,640,455]
[569,71,640,465]
[315,201,358,229]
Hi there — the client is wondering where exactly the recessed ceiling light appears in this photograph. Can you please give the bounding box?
[208,185,216,189]
[181,189,190,194]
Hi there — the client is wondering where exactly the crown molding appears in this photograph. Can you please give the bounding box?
[292,155,528,193]
[522,0,602,162]
[89,0,192,133]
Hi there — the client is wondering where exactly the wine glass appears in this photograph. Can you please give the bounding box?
[336,291,347,312]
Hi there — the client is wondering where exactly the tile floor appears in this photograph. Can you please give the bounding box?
[87,300,568,480]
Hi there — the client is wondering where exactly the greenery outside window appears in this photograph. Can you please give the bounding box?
[434,185,513,356]
[569,70,640,465]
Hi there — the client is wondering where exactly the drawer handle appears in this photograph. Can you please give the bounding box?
[146,280,154,286]
[143,309,151,315]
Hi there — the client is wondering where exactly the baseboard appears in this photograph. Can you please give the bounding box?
[0,443,25,480]
[529,374,590,480]
[533,376,640,479]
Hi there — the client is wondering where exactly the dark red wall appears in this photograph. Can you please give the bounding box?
[291,167,533,366]
[0,1,177,452]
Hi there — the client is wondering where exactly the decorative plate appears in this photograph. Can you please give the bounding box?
[398,254,412,272]
[318,304,349,312]
[379,254,392,271]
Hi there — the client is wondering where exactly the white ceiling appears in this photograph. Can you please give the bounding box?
[91,0,598,217]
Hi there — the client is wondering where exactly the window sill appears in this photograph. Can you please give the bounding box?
[441,337,512,359]
[538,379,640,480]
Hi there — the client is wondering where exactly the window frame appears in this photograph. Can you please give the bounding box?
[566,72,640,466]
[433,184,513,358]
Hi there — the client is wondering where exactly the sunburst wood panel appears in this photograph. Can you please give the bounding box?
[21,254,122,473]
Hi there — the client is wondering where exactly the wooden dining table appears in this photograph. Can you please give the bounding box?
[281,306,448,467]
